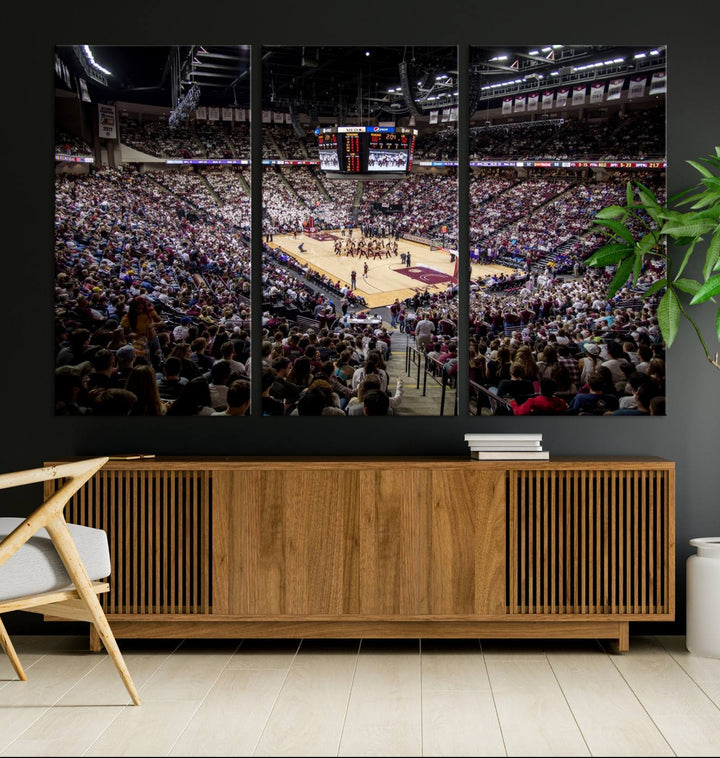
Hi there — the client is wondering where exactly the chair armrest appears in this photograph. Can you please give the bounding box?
[0,457,108,491]
[0,457,108,569]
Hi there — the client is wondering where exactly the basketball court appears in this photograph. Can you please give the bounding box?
[268,228,514,308]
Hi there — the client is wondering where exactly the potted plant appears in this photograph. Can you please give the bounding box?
[586,148,720,658]
[585,146,720,373]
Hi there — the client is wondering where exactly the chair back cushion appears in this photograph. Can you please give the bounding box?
[0,518,111,602]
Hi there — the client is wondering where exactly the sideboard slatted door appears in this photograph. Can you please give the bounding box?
[507,467,673,618]
[58,468,213,616]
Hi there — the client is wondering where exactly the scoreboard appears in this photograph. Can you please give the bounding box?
[342,133,362,173]
[316,126,417,174]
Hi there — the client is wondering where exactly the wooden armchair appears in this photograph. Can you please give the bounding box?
[0,457,141,705]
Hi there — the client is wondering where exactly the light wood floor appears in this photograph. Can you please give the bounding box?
[1,635,718,756]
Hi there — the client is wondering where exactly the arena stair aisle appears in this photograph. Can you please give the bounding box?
[388,329,457,416]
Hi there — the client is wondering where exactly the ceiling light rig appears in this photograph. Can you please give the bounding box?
[169,83,200,129]
[73,45,111,86]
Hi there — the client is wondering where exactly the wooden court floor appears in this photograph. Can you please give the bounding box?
[269,228,513,309]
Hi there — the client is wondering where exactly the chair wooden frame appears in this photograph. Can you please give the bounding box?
[0,457,141,705]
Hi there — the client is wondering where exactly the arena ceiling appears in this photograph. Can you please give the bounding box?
[55,44,666,118]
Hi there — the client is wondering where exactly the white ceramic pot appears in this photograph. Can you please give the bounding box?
[686,537,720,658]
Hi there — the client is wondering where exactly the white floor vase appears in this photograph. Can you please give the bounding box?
[686,537,720,658]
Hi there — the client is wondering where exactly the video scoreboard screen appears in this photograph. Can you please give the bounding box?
[317,133,339,171]
[315,126,417,174]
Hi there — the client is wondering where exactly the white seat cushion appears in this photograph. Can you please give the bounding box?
[0,517,111,602]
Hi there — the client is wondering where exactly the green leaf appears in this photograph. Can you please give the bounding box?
[585,244,634,268]
[675,239,700,280]
[608,257,635,298]
[593,218,636,245]
[662,218,715,239]
[690,274,720,305]
[673,278,701,296]
[688,159,714,179]
[595,205,626,219]
[657,288,681,347]
[704,227,720,281]
[632,253,643,285]
[700,177,720,191]
[636,232,659,253]
[642,279,668,297]
[636,186,662,217]
[626,181,635,207]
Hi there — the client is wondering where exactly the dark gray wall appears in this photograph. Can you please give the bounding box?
[5,1,719,635]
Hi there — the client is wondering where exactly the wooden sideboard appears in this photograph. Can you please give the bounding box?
[44,457,675,651]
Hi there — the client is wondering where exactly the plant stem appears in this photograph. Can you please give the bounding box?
[673,291,720,374]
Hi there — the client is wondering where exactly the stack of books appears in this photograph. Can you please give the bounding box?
[464,433,549,460]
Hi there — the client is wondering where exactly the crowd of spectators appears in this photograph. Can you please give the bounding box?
[413,109,665,162]
[193,120,235,158]
[118,115,199,158]
[109,111,666,165]
[465,265,666,416]
[55,130,93,157]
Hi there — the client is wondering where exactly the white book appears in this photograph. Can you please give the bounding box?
[468,444,543,451]
[464,433,543,441]
[471,451,550,460]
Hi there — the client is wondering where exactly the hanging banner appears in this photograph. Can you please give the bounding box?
[606,78,624,101]
[451,106,459,121]
[262,110,272,123]
[208,107,220,121]
[221,107,233,121]
[572,85,586,105]
[556,87,569,107]
[514,95,526,112]
[649,71,667,95]
[502,97,513,114]
[195,106,207,120]
[527,93,539,111]
[285,113,292,124]
[628,75,647,98]
[590,82,605,104]
[79,78,91,103]
[441,108,451,122]
[234,108,246,122]
[408,114,416,126]
[98,103,116,139]
[273,111,284,123]
[542,91,554,109]
[429,110,439,124]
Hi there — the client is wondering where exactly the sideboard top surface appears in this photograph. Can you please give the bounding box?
[45,456,675,471]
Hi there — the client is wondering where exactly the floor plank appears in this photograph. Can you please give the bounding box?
[606,636,720,757]
[658,635,720,708]
[546,644,674,756]
[1,706,125,758]
[254,640,360,756]
[0,649,109,754]
[422,690,506,757]
[84,640,241,757]
[339,640,422,757]
[168,668,289,757]
[1,643,179,757]
[421,639,505,757]
[226,639,301,671]
[83,701,204,757]
[485,652,590,756]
